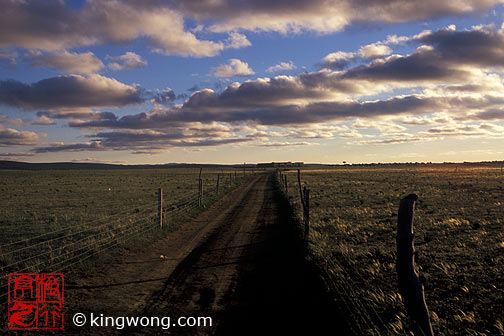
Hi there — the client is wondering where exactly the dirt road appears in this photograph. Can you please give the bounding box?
[66,173,346,335]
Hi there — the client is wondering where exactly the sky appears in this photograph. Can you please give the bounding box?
[1,0,504,164]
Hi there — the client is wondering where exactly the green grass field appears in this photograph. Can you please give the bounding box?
[283,165,504,336]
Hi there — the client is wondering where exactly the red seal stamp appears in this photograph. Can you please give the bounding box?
[8,273,64,330]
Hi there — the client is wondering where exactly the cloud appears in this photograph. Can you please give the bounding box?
[225,32,252,49]
[107,52,147,70]
[173,0,501,33]
[0,49,17,65]
[358,43,392,59]
[151,89,176,105]
[254,141,313,147]
[0,116,25,127]
[0,125,41,146]
[30,50,104,74]
[34,141,103,153]
[319,43,392,69]
[32,125,252,153]
[266,61,296,73]
[348,121,504,146]
[319,51,355,70]
[0,74,143,110]
[70,94,441,129]
[210,59,255,77]
[0,1,248,57]
[0,152,36,157]
[31,115,56,126]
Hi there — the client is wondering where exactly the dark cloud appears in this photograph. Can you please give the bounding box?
[171,0,499,32]
[34,141,103,153]
[417,27,504,68]
[0,75,143,110]
[0,0,245,57]
[152,89,176,105]
[37,110,118,121]
[472,109,504,120]
[342,48,466,82]
[32,131,251,153]
[69,94,439,129]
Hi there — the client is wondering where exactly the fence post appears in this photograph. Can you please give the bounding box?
[397,194,433,336]
[284,174,288,194]
[303,187,309,238]
[297,169,305,206]
[216,174,220,194]
[198,168,203,207]
[229,173,232,187]
[158,188,163,228]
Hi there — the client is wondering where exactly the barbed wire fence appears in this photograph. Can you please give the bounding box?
[0,168,257,303]
[276,169,396,336]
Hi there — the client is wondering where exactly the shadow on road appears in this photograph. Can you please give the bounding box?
[215,174,351,336]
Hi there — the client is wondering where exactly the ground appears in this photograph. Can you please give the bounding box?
[60,173,345,335]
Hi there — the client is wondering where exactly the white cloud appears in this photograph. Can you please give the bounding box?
[358,43,392,59]
[211,59,255,77]
[30,50,104,74]
[107,52,148,70]
[225,32,252,49]
[266,61,296,73]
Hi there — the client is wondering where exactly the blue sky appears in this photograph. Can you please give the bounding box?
[1,0,504,164]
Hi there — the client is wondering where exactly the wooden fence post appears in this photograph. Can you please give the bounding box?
[229,173,232,187]
[284,174,288,194]
[216,174,220,194]
[198,168,203,207]
[397,194,433,336]
[297,169,305,206]
[303,187,309,238]
[158,188,163,228]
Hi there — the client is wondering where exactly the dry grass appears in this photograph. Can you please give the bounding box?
[283,165,504,335]
[0,168,244,278]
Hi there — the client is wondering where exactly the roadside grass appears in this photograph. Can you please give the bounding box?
[283,165,504,335]
[0,168,249,284]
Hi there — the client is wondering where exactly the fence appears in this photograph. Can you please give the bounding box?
[0,168,253,303]
[277,169,433,336]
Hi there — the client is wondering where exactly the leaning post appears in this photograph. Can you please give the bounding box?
[396,194,433,336]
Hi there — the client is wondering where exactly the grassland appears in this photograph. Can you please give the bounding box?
[0,168,246,298]
[283,165,504,336]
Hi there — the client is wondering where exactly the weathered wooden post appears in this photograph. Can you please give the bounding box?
[297,169,304,206]
[243,162,246,177]
[284,174,288,194]
[216,174,220,194]
[303,187,309,238]
[158,188,163,228]
[198,168,203,207]
[229,173,232,187]
[397,194,433,336]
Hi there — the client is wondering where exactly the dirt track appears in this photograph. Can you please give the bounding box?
[65,173,346,335]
